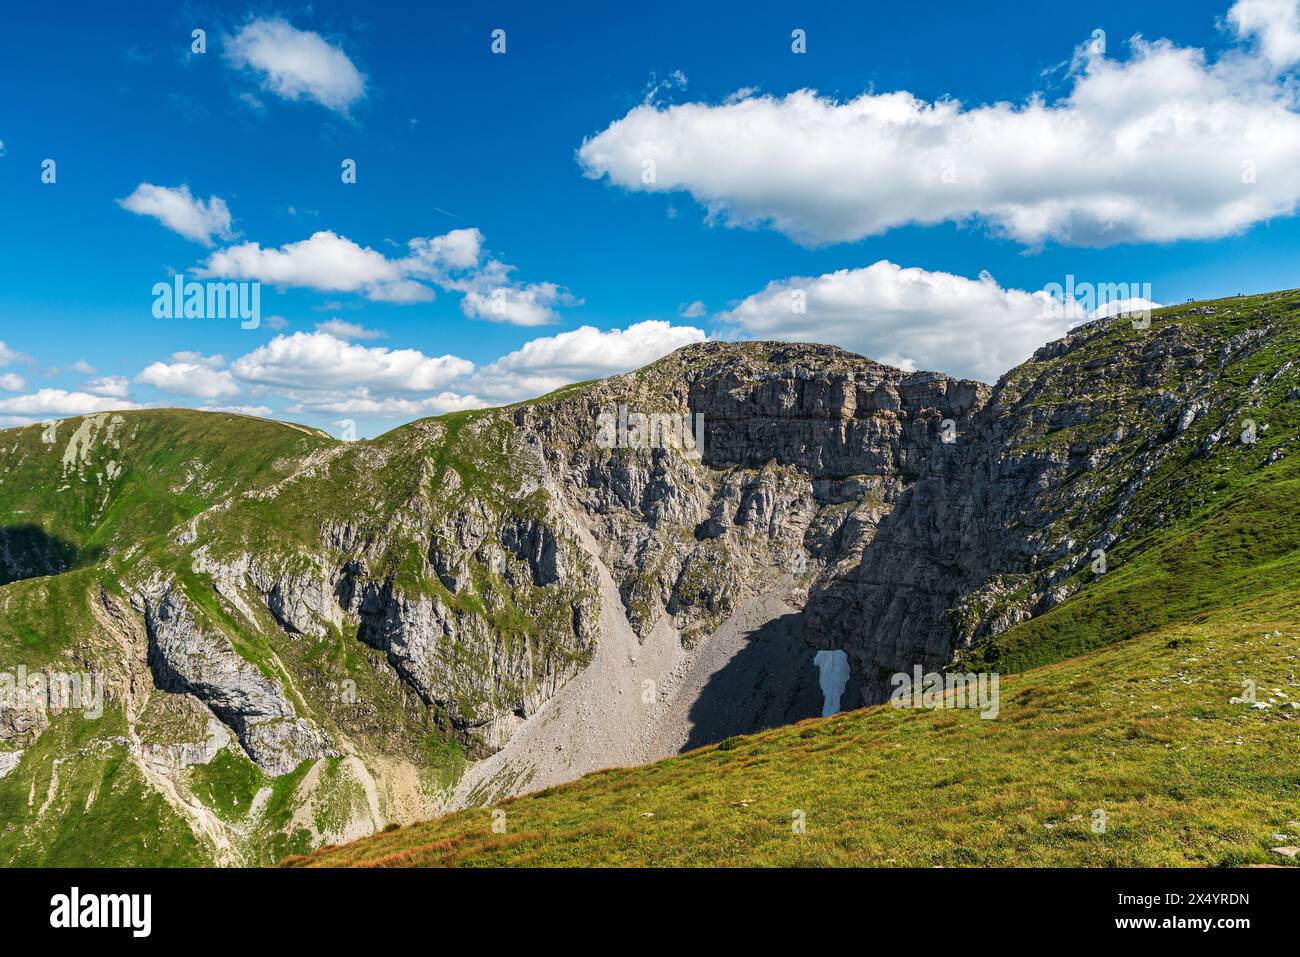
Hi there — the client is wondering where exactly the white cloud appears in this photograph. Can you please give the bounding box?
[470,320,706,400]
[198,231,413,298]
[231,331,473,393]
[169,351,227,369]
[84,375,131,398]
[198,403,275,417]
[70,359,95,374]
[402,228,485,275]
[1228,0,1300,69]
[136,355,239,398]
[287,390,483,416]
[718,261,1095,382]
[198,227,578,323]
[177,320,705,414]
[0,341,31,366]
[460,282,578,326]
[579,5,1300,247]
[315,319,386,340]
[226,18,366,114]
[1088,296,1162,319]
[679,300,707,318]
[0,389,142,416]
[118,183,234,246]
[0,373,25,391]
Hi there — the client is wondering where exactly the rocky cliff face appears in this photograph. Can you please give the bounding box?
[157,415,606,765]
[806,300,1300,701]
[135,576,336,776]
[519,342,986,650]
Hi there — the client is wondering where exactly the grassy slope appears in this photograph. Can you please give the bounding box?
[0,408,331,581]
[0,705,209,867]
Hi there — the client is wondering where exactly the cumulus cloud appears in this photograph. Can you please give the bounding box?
[70,359,95,374]
[717,261,1127,382]
[118,183,235,246]
[0,341,32,366]
[198,403,275,417]
[0,373,25,391]
[197,226,578,323]
[226,18,366,114]
[1088,296,1162,319]
[403,228,485,275]
[314,319,386,340]
[1228,0,1300,69]
[169,351,228,369]
[469,320,707,401]
[84,375,131,398]
[679,300,708,319]
[286,390,483,417]
[579,2,1300,247]
[198,231,413,299]
[136,354,239,398]
[231,331,473,393]
[164,319,703,416]
[460,283,579,327]
[0,389,142,416]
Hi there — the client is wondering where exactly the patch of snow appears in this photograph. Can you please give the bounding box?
[814,649,850,717]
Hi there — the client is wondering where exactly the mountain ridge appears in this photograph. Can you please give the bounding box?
[2,289,1298,865]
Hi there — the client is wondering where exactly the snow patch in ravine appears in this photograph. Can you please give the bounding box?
[813,650,850,717]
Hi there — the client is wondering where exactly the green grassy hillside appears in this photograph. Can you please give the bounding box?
[0,409,331,584]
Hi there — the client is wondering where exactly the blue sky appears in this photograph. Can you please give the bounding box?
[3,0,1300,436]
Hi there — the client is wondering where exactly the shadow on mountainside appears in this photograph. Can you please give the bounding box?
[682,610,861,751]
[0,524,79,586]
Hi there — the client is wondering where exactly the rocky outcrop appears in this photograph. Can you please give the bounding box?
[350,564,599,753]
[135,717,232,771]
[0,700,47,779]
[0,702,49,745]
[0,751,21,779]
[805,309,1293,702]
[519,342,988,653]
[136,579,334,775]
[175,428,606,760]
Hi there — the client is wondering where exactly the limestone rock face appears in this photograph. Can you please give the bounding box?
[509,342,987,655]
[804,311,1283,702]
[136,579,334,775]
